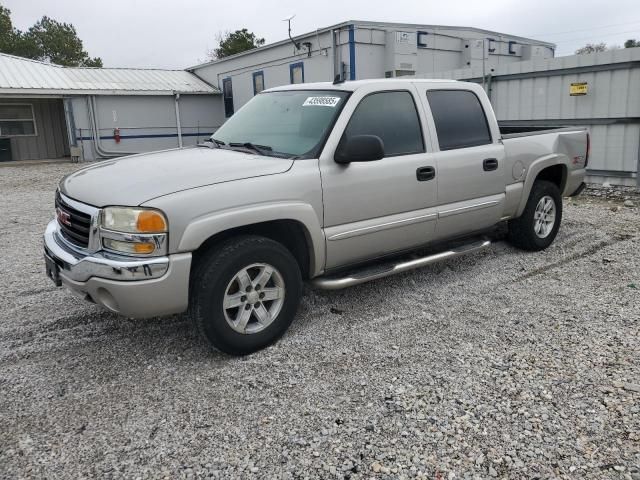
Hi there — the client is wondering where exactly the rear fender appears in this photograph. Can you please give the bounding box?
[515,154,569,217]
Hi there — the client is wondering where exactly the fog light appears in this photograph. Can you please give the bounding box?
[103,238,155,255]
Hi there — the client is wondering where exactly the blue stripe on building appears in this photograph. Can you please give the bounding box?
[77,132,214,141]
[348,25,356,81]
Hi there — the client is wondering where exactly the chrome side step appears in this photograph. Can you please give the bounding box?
[311,239,492,290]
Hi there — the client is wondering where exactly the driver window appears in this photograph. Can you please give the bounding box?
[342,91,424,157]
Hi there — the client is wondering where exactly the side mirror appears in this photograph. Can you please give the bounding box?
[334,135,385,164]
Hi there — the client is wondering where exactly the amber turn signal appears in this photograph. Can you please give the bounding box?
[133,242,156,254]
[136,210,167,233]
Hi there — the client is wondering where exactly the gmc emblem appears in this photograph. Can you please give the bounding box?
[56,208,72,227]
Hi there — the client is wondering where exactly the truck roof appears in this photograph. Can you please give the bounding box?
[266,78,460,93]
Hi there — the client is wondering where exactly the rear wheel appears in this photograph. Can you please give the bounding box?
[189,235,302,355]
[507,180,562,251]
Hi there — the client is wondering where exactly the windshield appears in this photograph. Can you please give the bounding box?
[212,90,350,158]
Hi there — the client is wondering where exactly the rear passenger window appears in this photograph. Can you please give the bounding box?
[343,91,424,157]
[427,90,492,150]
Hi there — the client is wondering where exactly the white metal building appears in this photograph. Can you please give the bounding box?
[0,53,222,162]
[189,20,554,117]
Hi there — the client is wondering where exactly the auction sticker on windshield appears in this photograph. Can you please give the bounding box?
[303,96,341,107]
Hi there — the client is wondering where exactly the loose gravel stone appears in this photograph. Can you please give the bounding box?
[0,162,639,479]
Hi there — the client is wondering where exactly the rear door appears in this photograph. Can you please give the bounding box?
[423,87,506,239]
[320,84,438,269]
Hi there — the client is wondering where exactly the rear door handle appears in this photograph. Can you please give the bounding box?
[483,158,498,171]
[416,166,435,182]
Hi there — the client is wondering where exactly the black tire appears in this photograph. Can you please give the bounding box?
[189,235,302,355]
[507,180,563,251]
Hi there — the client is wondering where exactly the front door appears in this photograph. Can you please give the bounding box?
[320,87,438,269]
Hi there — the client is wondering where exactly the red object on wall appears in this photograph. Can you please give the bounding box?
[114,127,121,143]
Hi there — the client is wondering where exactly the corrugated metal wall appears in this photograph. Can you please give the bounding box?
[70,94,225,161]
[0,97,69,160]
[490,63,640,180]
[587,124,640,176]
[492,65,640,120]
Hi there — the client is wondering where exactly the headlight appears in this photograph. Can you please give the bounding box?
[102,207,167,234]
[100,207,168,256]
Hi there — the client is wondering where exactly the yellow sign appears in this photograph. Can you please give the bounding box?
[570,82,588,96]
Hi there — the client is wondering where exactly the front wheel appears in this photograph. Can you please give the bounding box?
[507,180,563,251]
[189,235,302,355]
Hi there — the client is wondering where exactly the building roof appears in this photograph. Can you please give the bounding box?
[0,53,220,96]
[187,19,556,70]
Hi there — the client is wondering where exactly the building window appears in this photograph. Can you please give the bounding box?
[252,71,265,95]
[222,77,234,117]
[289,62,304,84]
[0,104,36,136]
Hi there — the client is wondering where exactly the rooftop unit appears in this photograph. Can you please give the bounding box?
[384,31,418,77]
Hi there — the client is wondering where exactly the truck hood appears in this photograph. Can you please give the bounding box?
[60,147,294,206]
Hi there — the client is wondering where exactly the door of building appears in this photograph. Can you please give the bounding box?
[0,138,11,162]
[222,78,234,118]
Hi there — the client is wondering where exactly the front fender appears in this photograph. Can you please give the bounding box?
[178,201,325,277]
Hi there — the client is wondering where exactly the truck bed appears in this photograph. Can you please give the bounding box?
[500,126,584,139]
[501,127,589,199]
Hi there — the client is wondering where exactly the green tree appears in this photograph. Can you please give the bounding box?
[575,42,608,54]
[210,29,265,59]
[0,6,102,67]
[0,5,17,52]
[23,16,102,66]
[624,39,640,48]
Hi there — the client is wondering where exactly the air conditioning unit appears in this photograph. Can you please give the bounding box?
[521,44,552,61]
[385,31,417,77]
[70,145,83,163]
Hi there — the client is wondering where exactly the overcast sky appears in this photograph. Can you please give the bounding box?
[3,0,640,69]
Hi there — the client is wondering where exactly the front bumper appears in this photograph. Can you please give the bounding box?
[44,220,191,318]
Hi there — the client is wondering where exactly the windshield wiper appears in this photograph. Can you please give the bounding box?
[229,142,273,156]
[197,138,226,149]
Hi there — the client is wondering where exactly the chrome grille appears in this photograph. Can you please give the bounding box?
[55,191,91,248]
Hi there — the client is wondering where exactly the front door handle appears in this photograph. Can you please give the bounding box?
[416,166,435,182]
[483,158,498,171]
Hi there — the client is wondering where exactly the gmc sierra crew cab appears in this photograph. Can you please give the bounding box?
[44,79,588,355]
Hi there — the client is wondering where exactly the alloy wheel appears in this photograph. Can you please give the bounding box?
[222,263,286,334]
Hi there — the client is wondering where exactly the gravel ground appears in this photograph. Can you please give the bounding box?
[1,162,639,480]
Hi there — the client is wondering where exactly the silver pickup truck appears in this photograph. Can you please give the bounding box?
[44,79,588,354]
